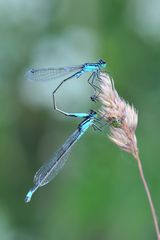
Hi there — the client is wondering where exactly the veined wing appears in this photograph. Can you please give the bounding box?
[33,128,81,187]
[25,65,82,81]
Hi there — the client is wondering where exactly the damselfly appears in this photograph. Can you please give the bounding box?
[24,106,101,203]
[25,59,106,95]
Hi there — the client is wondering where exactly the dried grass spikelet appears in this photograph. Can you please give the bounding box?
[98,72,160,239]
[98,72,138,158]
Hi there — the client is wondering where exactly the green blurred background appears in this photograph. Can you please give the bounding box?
[1,0,160,239]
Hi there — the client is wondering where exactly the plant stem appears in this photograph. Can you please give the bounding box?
[134,152,160,240]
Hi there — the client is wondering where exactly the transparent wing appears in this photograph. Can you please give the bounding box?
[25,65,82,81]
[33,128,81,187]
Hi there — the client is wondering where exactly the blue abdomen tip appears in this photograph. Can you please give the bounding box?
[24,191,33,203]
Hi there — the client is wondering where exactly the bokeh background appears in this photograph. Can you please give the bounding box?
[1,0,160,239]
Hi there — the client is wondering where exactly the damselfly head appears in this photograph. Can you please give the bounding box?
[89,109,97,117]
[99,59,106,68]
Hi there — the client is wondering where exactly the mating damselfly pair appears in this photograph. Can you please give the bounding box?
[25,59,106,203]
